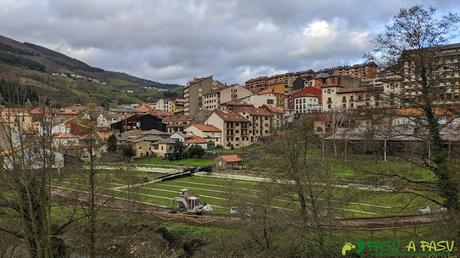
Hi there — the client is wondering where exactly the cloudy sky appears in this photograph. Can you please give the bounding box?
[1,0,459,85]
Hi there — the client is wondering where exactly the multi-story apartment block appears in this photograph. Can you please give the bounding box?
[184,76,225,116]
[205,110,250,149]
[245,70,316,93]
[202,84,253,111]
[235,107,273,142]
[318,62,377,80]
[261,105,286,129]
[202,88,222,110]
[399,43,460,105]
[314,74,362,88]
[155,99,175,113]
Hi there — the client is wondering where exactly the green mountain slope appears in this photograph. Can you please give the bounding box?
[0,35,183,106]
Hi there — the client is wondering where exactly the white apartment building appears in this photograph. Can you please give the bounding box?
[294,95,322,114]
[155,99,175,113]
[322,86,376,112]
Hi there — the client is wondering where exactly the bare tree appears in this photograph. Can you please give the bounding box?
[367,5,460,211]
[0,99,56,256]
[224,117,353,257]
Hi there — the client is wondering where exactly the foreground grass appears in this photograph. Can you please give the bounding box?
[48,206,454,257]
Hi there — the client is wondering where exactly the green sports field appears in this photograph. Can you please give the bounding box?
[53,169,440,218]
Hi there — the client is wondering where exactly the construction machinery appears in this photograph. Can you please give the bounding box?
[170,188,213,214]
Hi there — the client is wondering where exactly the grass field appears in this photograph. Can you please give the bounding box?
[53,169,439,219]
[208,143,265,154]
[135,157,214,167]
[244,156,436,182]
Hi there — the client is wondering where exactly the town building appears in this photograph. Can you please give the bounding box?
[245,70,316,93]
[184,136,208,149]
[318,62,378,80]
[398,43,460,105]
[213,154,243,170]
[155,99,175,113]
[111,113,166,132]
[240,94,277,108]
[261,105,286,129]
[291,87,323,114]
[184,123,222,146]
[202,84,253,111]
[205,110,250,149]
[235,107,273,142]
[184,76,225,116]
[257,84,286,108]
[162,115,193,133]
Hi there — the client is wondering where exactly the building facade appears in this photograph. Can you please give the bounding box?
[235,107,273,142]
[245,70,316,93]
[205,110,251,149]
[155,99,175,113]
[184,76,225,116]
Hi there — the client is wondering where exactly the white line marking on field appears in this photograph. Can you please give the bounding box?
[156,182,390,210]
[133,186,379,215]
[174,180,261,192]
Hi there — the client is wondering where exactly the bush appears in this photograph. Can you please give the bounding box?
[106,134,117,152]
[120,144,136,158]
[187,145,205,158]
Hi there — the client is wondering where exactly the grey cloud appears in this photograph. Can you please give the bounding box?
[0,0,458,84]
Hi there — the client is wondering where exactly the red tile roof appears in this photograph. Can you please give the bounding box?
[292,86,322,98]
[191,123,221,132]
[219,154,242,163]
[235,106,272,116]
[261,105,284,114]
[213,110,249,122]
[136,104,154,113]
[185,136,207,144]
[258,84,285,95]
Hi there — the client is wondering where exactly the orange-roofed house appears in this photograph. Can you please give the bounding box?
[184,136,208,149]
[258,84,286,108]
[214,154,243,171]
[185,123,222,146]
